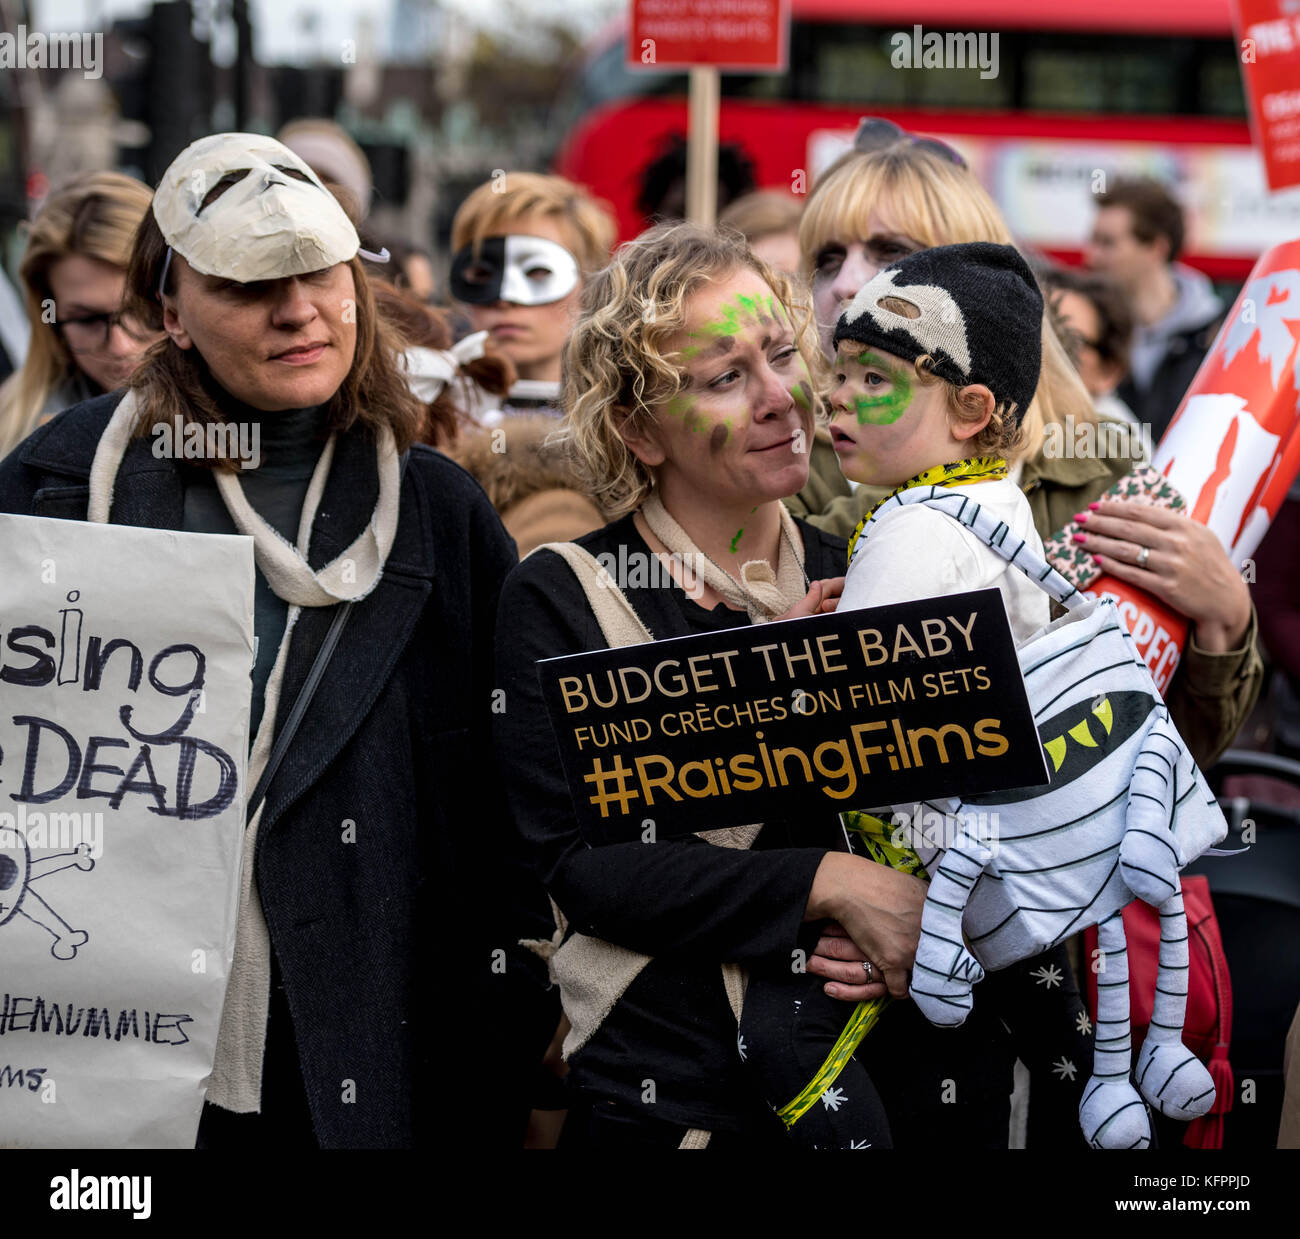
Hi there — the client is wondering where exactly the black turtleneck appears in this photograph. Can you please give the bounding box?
[180,403,331,740]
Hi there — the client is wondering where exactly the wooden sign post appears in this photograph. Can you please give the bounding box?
[627,0,789,228]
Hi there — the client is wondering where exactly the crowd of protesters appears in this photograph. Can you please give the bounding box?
[0,118,1296,1152]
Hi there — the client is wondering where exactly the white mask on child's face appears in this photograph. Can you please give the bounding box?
[153,132,360,284]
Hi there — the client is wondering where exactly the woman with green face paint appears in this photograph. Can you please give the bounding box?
[492,222,943,1149]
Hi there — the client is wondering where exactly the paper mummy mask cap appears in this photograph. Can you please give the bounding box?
[449,235,580,306]
[833,241,1043,422]
[152,132,361,286]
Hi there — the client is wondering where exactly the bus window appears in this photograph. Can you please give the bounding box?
[1199,53,1248,118]
[1023,44,1185,114]
[806,24,1012,108]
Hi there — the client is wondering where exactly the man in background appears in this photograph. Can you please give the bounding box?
[1085,176,1222,442]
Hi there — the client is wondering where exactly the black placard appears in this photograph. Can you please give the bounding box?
[538,587,1050,845]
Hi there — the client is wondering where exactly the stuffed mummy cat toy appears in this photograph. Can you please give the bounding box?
[853,485,1230,1150]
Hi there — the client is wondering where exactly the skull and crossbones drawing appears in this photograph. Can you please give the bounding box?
[0,826,95,960]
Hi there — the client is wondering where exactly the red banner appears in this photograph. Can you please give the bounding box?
[1233,0,1300,192]
[1088,239,1300,693]
[627,0,789,71]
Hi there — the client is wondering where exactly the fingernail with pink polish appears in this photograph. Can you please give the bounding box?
[1088,502,1101,511]
[1091,555,1103,565]
[1072,533,1087,544]
[1075,513,1088,523]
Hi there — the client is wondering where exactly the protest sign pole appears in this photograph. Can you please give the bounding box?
[627,1,786,228]
[685,65,720,227]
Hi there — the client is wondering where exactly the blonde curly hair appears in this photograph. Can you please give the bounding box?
[558,221,827,518]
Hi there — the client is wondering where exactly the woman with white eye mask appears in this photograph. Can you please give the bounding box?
[448,172,617,422]
[0,133,554,1150]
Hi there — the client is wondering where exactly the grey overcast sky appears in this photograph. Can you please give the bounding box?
[30,0,620,63]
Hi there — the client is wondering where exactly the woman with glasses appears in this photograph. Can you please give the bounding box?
[0,172,164,458]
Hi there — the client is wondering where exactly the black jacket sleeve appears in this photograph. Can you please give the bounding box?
[492,547,829,965]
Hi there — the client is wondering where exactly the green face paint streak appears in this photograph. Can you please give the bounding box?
[843,349,912,425]
[664,393,695,420]
[733,507,759,556]
[791,382,811,411]
[853,364,912,426]
[691,292,768,340]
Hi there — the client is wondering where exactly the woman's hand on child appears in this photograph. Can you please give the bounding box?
[805,852,926,1000]
[774,576,846,623]
[1074,500,1251,651]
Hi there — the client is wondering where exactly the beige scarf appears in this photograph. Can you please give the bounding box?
[88,390,401,1114]
[640,492,807,624]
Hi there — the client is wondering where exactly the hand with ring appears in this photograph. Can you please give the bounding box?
[1072,499,1252,652]
[807,922,894,1001]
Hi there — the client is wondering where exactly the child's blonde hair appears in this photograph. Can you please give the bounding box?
[558,221,827,518]
[912,357,1027,457]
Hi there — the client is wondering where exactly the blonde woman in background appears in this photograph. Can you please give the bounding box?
[0,171,161,458]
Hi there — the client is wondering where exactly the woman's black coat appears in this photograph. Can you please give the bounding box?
[0,391,548,1148]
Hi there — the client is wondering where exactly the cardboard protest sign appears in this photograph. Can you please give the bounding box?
[0,514,254,1148]
[539,587,1047,845]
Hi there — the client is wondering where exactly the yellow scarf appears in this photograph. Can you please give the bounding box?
[777,456,1007,1129]
[846,455,1008,568]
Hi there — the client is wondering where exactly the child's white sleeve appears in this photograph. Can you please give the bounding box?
[841,505,984,612]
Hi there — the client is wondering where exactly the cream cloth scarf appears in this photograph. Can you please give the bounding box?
[640,492,807,623]
[88,390,400,1113]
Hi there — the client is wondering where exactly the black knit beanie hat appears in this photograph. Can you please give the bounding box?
[832,241,1043,422]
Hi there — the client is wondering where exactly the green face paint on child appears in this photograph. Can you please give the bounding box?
[851,350,912,426]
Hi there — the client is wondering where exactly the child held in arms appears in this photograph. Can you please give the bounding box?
[739,242,1087,1148]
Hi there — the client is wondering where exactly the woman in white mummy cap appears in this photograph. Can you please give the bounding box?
[0,133,554,1149]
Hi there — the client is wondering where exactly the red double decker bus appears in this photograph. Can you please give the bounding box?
[552,0,1300,281]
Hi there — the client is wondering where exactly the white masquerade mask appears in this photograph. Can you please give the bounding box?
[152,132,361,287]
[449,234,579,307]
